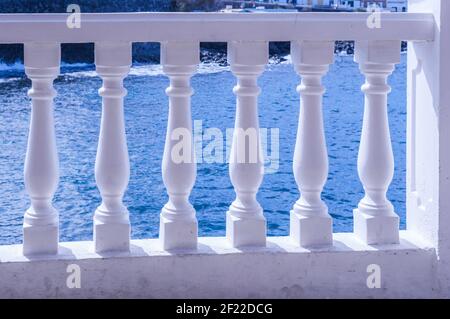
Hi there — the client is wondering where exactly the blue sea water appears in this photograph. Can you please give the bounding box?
[0,54,406,245]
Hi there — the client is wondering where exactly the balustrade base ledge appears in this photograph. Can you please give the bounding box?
[0,231,440,298]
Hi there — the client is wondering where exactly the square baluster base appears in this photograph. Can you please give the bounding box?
[23,223,58,256]
[290,211,333,247]
[226,212,266,248]
[94,222,130,253]
[159,216,198,251]
[353,209,399,245]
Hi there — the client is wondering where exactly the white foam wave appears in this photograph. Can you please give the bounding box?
[62,61,231,79]
[61,70,96,78]
[0,77,22,84]
[1,53,361,82]
[0,61,24,72]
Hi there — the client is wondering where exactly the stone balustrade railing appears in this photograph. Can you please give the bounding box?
[1,2,450,298]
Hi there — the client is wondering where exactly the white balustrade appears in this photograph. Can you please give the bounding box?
[93,42,131,253]
[16,37,406,255]
[290,41,334,247]
[226,41,268,248]
[353,40,401,245]
[1,9,449,299]
[22,42,60,256]
[160,41,199,250]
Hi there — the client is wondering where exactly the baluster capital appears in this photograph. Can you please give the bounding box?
[227,41,268,67]
[95,42,131,79]
[161,42,198,97]
[291,40,334,67]
[95,42,132,67]
[291,41,333,99]
[161,41,199,66]
[354,40,401,65]
[24,42,60,70]
[24,43,60,86]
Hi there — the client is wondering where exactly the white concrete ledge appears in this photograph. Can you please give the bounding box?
[0,231,438,298]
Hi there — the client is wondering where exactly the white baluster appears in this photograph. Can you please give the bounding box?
[226,41,267,248]
[354,40,401,245]
[23,42,60,256]
[94,42,131,253]
[290,41,334,247]
[160,41,199,250]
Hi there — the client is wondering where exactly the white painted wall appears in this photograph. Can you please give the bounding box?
[407,0,450,295]
[0,233,439,298]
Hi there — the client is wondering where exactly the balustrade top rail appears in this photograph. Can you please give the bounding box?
[0,12,435,43]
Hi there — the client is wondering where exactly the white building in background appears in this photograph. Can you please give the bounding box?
[295,0,334,5]
[334,1,362,8]
[273,0,407,11]
[267,0,333,5]
[386,0,407,11]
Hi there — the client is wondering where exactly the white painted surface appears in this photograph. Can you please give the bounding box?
[22,43,60,256]
[0,13,434,43]
[226,41,268,248]
[160,41,199,250]
[290,41,334,247]
[353,40,400,244]
[0,232,438,298]
[407,0,450,295]
[93,42,132,253]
